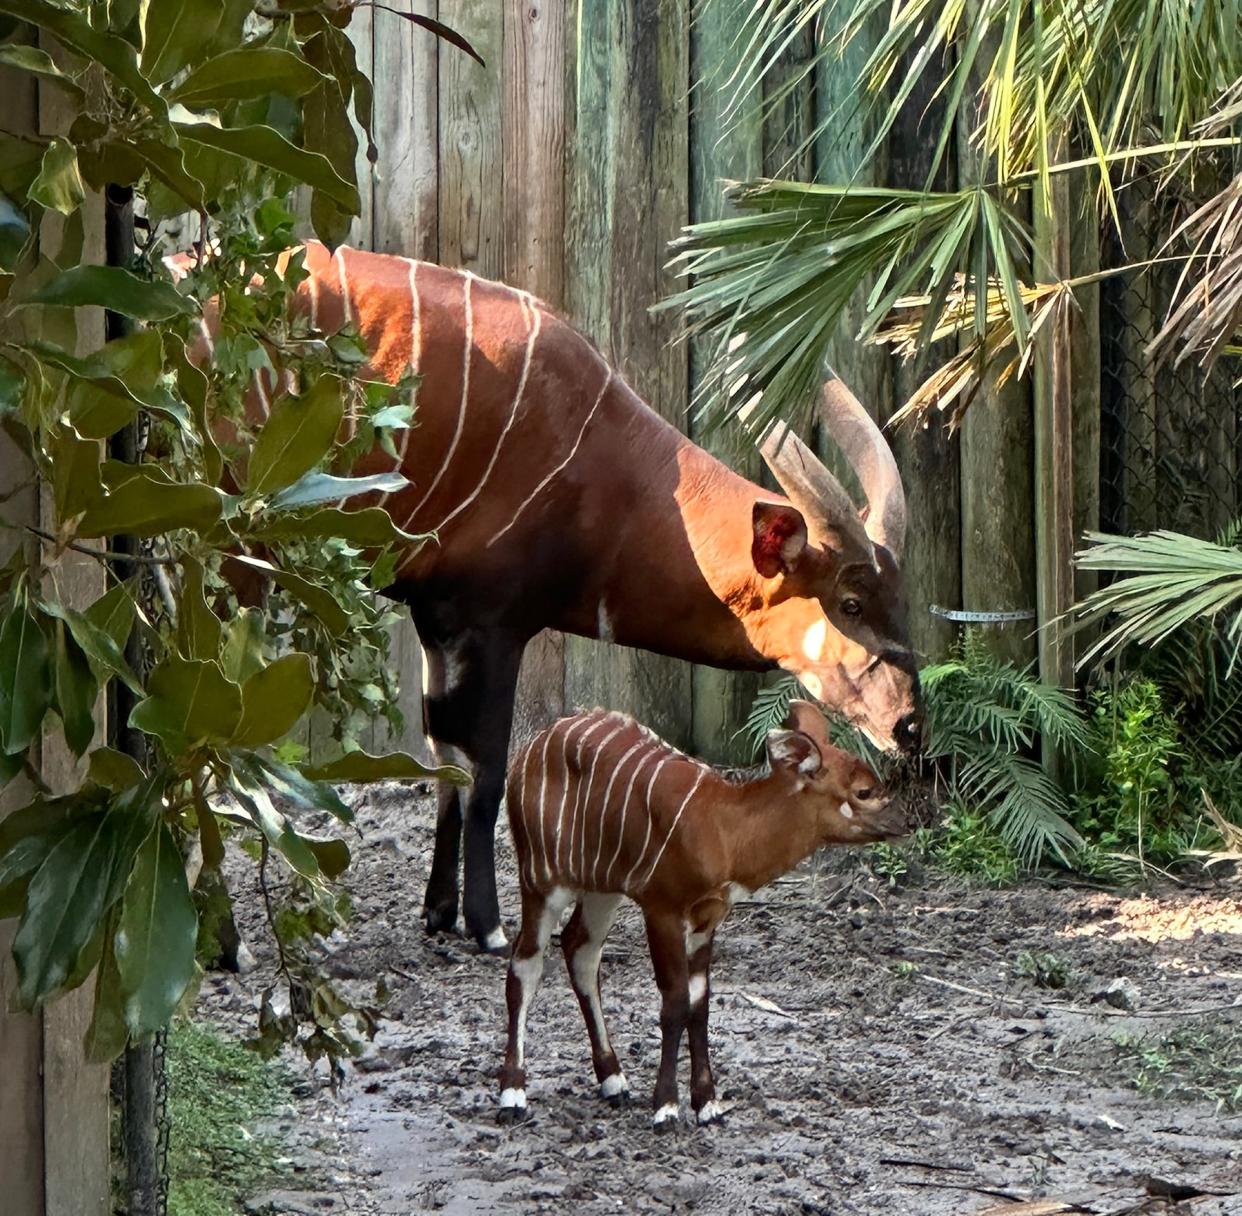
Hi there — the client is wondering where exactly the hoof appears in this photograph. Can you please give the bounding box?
[423,903,459,936]
[696,1099,725,1126]
[497,1088,527,1125]
[652,1103,680,1133]
[473,926,509,957]
[599,1073,631,1107]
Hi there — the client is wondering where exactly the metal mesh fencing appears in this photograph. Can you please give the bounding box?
[1099,189,1242,540]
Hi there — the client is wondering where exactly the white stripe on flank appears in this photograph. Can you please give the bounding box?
[535,723,561,887]
[377,258,422,514]
[635,766,708,892]
[590,737,647,887]
[308,271,320,330]
[432,291,541,535]
[552,716,594,876]
[574,721,627,885]
[252,369,270,420]
[564,715,617,886]
[406,271,474,524]
[603,747,661,889]
[335,246,353,328]
[619,754,673,892]
[485,366,613,548]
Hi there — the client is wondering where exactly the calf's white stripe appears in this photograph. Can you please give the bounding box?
[620,754,672,892]
[590,737,646,886]
[636,767,708,892]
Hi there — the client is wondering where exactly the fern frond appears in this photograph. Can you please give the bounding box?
[738,674,805,759]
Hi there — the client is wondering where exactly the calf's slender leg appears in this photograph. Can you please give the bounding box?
[498,886,570,1122]
[644,910,691,1131]
[686,930,722,1124]
[561,894,628,1104]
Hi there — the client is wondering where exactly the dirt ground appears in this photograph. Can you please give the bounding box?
[200,781,1242,1216]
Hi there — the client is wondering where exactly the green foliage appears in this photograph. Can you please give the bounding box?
[1014,950,1071,990]
[164,1020,296,1216]
[1114,1022,1242,1114]
[0,0,474,1065]
[920,804,1021,886]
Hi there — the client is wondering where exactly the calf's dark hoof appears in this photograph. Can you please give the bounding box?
[422,901,458,935]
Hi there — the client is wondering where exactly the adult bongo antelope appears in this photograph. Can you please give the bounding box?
[195,241,922,953]
[497,700,905,1126]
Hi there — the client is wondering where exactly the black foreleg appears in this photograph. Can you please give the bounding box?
[420,631,524,954]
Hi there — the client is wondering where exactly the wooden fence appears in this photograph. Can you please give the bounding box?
[348,0,1102,763]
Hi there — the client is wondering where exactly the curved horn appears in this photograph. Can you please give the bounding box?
[820,373,907,560]
[758,419,873,560]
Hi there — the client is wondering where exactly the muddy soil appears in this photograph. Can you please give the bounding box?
[199,782,1242,1216]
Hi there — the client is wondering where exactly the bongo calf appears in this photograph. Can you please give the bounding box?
[497,700,906,1128]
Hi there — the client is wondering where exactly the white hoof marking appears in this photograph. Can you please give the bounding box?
[653,1103,679,1126]
[483,926,509,952]
[499,1087,526,1110]
[600,1072,629,1099]
[688,973,707,1007]
[697,1100,724,1125]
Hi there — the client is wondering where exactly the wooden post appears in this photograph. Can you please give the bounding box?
[688,0,763,762]
[0,50,111,1216]
[564,0,692,748]
[503,0,567,745]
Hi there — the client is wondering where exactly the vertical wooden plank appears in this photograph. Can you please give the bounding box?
[956,6,1036,666]
[1069,184,1100,608]
[688,0,763,763]
[372,0,440,260]
[347,3,375,249]
[503,0,566,747]
[438,0,503,275]
[877,44,963,661]
[1034,164,1075,691]
[565,0,692,748]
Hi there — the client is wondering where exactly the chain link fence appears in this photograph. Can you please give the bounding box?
[1099,187,1242,541]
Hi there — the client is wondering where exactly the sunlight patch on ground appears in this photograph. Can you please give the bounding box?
[1059,894,1242,943]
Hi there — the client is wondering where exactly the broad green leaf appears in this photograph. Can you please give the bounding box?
[0,599,50,754]
[247,374,344,497]
[25,265,196,321]
[84,928,128,1062]
[29,138,84,215]
[0,133,44,200]
[0,44,84,99]
[168,335,222,482]
[84,581,137,653]
[0,795,86,919]
[86,747,145,792]
[0,0,166,115]
[12,794,153,1007]
[129,657,242,749]
[39,598,141,694]
[53,620,97,757]
[76,465,223,538]
[0,193,30,272]
[233,751,352,824]
[304,836,350,879]
[245,505,419,548]
[232,653,314,747]
[306,750,471,786]
[174,119,360,213]
[170,47,326,107]
[230,555,349,636]
[268,470,408,511]
[114,820,197,1035]
[219,609,265,683]
[49,429,102,521]
[177,558,222,662]
[140,0,251,84]
[227,769,320,880]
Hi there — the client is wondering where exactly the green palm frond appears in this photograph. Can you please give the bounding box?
[958,752,1082,865]
[1073,528,1242,667]
[737,675,806,758]
[664,181,1032,435]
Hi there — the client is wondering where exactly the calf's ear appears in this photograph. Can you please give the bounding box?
[752,502,808,578]
[766,729,822,776]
